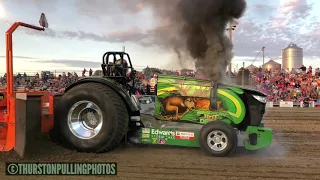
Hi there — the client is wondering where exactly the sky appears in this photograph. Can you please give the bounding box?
[0,0,319,75]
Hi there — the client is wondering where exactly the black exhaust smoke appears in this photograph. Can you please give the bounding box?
[141,0,247,82]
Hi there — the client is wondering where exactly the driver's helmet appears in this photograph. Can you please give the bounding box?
[115,59,129,75]
[115,59,128,68]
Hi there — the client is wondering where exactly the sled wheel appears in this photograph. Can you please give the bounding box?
[54,82,129,153]
[199,121,237,157]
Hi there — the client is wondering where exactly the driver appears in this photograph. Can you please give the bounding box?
[115,59,129,76]
[115,59,128,68]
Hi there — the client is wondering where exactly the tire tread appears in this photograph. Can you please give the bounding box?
[52,82,129,153]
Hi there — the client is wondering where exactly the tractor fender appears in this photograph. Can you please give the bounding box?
[64,76,140,112]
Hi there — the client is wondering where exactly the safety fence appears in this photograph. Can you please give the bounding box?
[266,101,320,108]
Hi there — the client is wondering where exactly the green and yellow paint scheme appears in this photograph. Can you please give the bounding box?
[155,75,246,125]
[140,74,273,151]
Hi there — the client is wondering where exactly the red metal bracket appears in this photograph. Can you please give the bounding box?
[3,22,45,151]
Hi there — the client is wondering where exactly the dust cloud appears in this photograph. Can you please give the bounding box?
[143,0,247,82]
[255,134,288,158]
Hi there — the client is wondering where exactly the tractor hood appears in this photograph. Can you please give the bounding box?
[156,75,266,97]
[218,82,266,97]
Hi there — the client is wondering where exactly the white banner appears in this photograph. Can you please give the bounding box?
[310,101,315,107]
[266,102,273,107]
[279,101,293,107]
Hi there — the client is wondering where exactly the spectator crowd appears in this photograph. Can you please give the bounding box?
[0,68,95,95]
[0,65,320,103]
[249,66,320,103]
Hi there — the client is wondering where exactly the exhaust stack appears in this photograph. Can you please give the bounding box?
[210,81,218,110]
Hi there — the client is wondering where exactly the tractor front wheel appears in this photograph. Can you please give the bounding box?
[54,82,129,153]
[199,121,237,157]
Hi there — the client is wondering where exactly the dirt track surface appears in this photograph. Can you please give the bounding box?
[1,107,320,180]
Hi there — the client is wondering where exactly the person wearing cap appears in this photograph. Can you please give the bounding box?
[115,59,128,68]
[114,59,128,77]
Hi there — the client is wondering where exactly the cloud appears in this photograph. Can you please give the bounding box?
[232,0,316,59]
[31,59,101,68]
[107,26,147,42]
[254,3,277,10]
[10,0,58,13]
[0,55,39,59]
[269,0,312,30]
[279,0,311,18]
[74,0,143,18]
[20,26,149,44]
[5,0,320,61]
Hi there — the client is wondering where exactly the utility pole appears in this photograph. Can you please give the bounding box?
[122,46,125,52]
[227,23,233,74]
[242,62,245,86]
[226,20,237,77]
[262,46,265,67]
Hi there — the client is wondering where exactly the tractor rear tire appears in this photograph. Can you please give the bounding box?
[54,82,129,153]
[199,121,237,157]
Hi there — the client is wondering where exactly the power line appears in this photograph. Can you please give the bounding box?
[265,52,281,61]
[251,48,263,65]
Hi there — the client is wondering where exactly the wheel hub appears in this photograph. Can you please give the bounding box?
[213,136,222,143]
[207,130,228,151]
[67,100,103,139]
[80,109,99,129]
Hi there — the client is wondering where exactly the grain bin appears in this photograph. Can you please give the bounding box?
[262,60,281,72]
[281,42,303,70]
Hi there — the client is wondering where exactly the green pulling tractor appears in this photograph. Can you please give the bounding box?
[52,51,272,157]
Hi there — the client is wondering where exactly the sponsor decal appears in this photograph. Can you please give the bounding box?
[151,129,175,136]
[175,131,195,140]
[158,139,165,144]
[150,129,176,140]
[142,134,150,138]
[142,128,150,134]
[203,114,218,120]
[152,138,157,144]
[141,139,151,143]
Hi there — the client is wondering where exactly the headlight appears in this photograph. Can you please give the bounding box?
[252,95,267,103]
